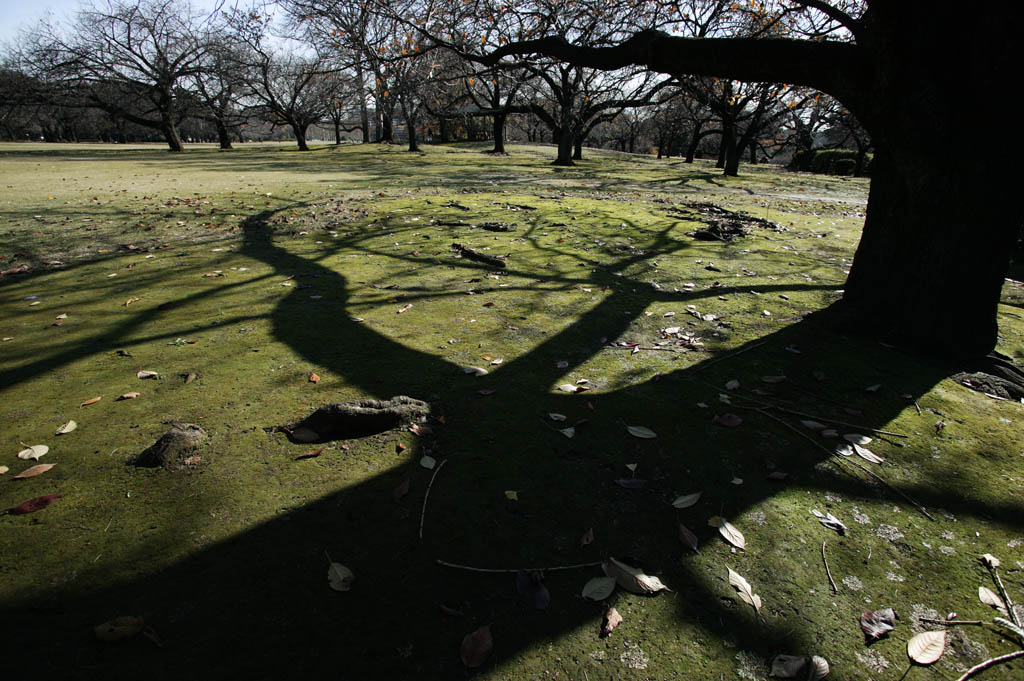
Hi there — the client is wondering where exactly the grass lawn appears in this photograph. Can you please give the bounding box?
[1,141,1023,680]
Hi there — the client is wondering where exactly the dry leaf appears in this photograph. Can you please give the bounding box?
[821,429,839,438]
[811,509,847,534]
[136,370,159,379]
[81,396,101,406]
[580,527,594,547]
[0,466,8,475]
[439,603,465,617]
[715,413,743,427]
[515,570,550,610]
[185,372,197,384]
[769,654,807,678]
[12,463,56,479]
[801,420,827,431]
[725,379,741,390]
[17,444,48,460]
[807,655,829,680]
[94,616,145,642]
[672,491,702,509]
[549,413,567,421]
[308,372,320,383]
[419,455,436,470]
[602,558,669,594]
[296,448,323,460]
[464,366,488,376]
[728,567,762,613]
[853,443,884,463]
[118,392,140,400]
[677,522,699,552]
[182,455,200,465]
[397,303,412,313]
[504,490,518,501]
[582,576,617,601]
[627,425,657,439]
[124,297,140,306]
[761,375,786,383]
[907,630,945,665]
[559,427,576,439]
[7,493,62,515]
[409,423,433,436]
[981,554,1000,568]
[860,608,896,641]
[557,383,580,392]
[978,586,1008,615]
[326,559,355,592]
[834,443,853,457]
[865,383,882,392]
[489,358,503,365]
[56,420,76,435]
[601,607,623,636]
[460,625,493,668]
[615,478,647,489]
[843,434,872,445]
[718,520,746,549]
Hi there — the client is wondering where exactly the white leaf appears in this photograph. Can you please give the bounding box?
[834,443,853,457]
[557,383,578,392]
[725,379,740,390]
[664,326,680,334]
[627,425,657,439]
[463,366,488,376]
[56,420,77,435]
[559,427,575,439]
[602,558,669,594]
[907,630,945,665]
[715,413,743,427]
[981,553,1000,568]
[728,567,762,613]
[582,576,617,601]
[978,586,1008,615]
[821,429,838,438]
[807,655,829,680]
[718,520,745,549]
[801,420,827,431]
[671,491,702,509]
[327,561,355,592]
[548,413,567,421]
[853,443,884,463]
[843,434,872,445]
[17,445,49,461]
[136,370,159,379]
[769,654,807,678]
[419,455,436,470]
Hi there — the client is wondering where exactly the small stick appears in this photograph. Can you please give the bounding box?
[914,401,922,416]
[822,540,838,593]
[987,562,1022,628]
[419,458,447,540]
[954,650,1024,681]
[604,345,687,353]
[919,618,984,627]
[436,559,603,574]
[694,340,768,372]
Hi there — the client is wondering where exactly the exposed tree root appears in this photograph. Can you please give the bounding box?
[952,353,1024,401]
[134,422,207,468]
[451,242,507,268]
[280,396,430,443]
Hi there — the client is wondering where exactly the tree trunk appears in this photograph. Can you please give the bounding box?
[553,128,573,166]
[685,121,703,163]
[216,121,232,150]
[722,120,739,176]
[491,113,506,153]
[162,119,184,152]
[380,115,393,143]
[356,66,370,143]
[407,120,419,152]
[334,120,342,145]
[294,124,309,151]
[572,136,583,161]
[439,118,450,143]
[749,141,757,164]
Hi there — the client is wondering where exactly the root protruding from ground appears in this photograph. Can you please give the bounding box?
[283,395,431,443]
[673,202,785,242]
[953,353,1024,401]
[451,242,507,268]
[134,422,207,468]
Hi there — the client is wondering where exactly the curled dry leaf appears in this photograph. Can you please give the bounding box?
[725,379,740,390]
[801,420,827,431]
[672,491,702,509]
[602,558,669,594]
[17,445,48,460]
[504,490,518,501]
[136,370,159,379]
[843,434,872,445]
[582,576,616,601]
[627,425,657,439]
[460,625,493,668]
[761,375,786,383]
[548,413,567,421]
[118,392,140,400]
[860,608,897,641]
[615,478,647,489]
[94,616,145,642]
[981,553,1000,568]
[714,413,743,427]
[834,443,853,457]
[811,509,848,534]
[559,427,576,439]
[326,559,355,592]
[12,463,56,480]
[295,448,323,460]
[677,522,699,552]
[907,630,945,665]
[807,655,830,680]
[7,493,62,515]
[978,586,1008,615]
[727,567,762,613]
[0,466,8,475]
[308,373,320,383]
[56,420,77,435]
[419,455,437,470]
[580,527,594,547]
[717,519,746,550]
[821,429,839,438]
[601,607,623,637]
[439,603,465,617]
[853,443,884,464]
[769,654,807,678]
[182,455,200,466]
[464,366,489,376]
[81,396,102,406]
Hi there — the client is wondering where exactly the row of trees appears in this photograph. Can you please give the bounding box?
[1,0,870,171]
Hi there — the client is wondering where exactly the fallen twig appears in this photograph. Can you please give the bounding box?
[986,560,1022,628]
[954,650,1024,681]
[918,618,985,627]
[822,540,838,593]
[693,340,768,372]
[436,559,603,574]
[419,458,447,540]
[604,345,688,354]
[451,242,507,268]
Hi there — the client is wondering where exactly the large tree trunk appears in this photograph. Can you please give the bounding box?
[553,127,573,166]
[294,124,309,152]
[572,136,583,161]
[407,120,419,152]
[491,113,506,153]
[380,115,393,144]
[356,66,370,143]
[161,117,184,152]
[216,121,232,150]
[721,120,739,176]
[685,121,703,163]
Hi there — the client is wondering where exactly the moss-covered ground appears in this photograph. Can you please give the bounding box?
[1,141,1023,680]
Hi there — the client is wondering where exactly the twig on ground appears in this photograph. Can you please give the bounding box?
[914,401,922,416]
[693,340,768,372]
[918,618,984,627]
[822,540,838,593]
[953,650,1024,681]
[436,559,603,574]
[986,561,1022,628]
[419,458,447,540]
[604,345,687,354]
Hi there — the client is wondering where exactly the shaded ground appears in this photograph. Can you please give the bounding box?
[1,142,1022,680]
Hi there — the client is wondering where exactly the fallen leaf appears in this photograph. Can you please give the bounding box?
[124,297,140,306]
[602,558,669,594]
[731,477,744,485]
[801,420,827,431]
[844,434,872,445]
[136,370,159,379]
[580,527,594,547]
[118,392,140,400]
[326,558,355,592]
[981,553,1000,568]
[559,427,576,439]
[482,301,495,307]
[185,372,197,384]
[677,522,699,552]
[409,423,433,436]
[615,478,647,489]
[504,490,518,501]
[55,313,68,320]
[515,570,550,610]
[548,413,567,421]
[769,654,807,678]
[728,567,762,613]
[860,608,897,641]
[56,420,77,435]
[761,375,786,383]
[0,466,8,474]
[907,630,945,665]
[671,491,702,509]
[439,603,465,617]
[627,425,657,439]
[717,519,746,549]
[7,493,62,515]
[460,625,493,668]
[556,360,569,368]
[865,383,882,392]
[557,383,580,392]
[183,455,200,465]
[17,444,49,460]
[978,586,1008,615]
[811,509,847,534]
[393,478,410,503]
[464,366,489,376]
[308,372,320,383]
[12,463,56,479]
[601,607,623,636]
[807,655,829,680]
[625,463,637,472]
[397,303,412,313]
[834,443,853,457]
[582,576,617,601]
[81,396,102,406]
[766,471,789,480]
[419,455,436,470]
[477,389,495,395]
[94,616,145,642]
[489,358,503,365]
[714,413,743,427]
[725,379,740,390]
[821,429,839,438]
[296,448,323,460]
[853,443,884,463]
[396,442,406,453]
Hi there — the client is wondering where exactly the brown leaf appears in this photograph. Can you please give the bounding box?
[409,423,433,436]
[460,625,493,668]
[136,370,159,379]
[80,396,102,406]
[677,522,699,552]
[860,608,897,641]
[907,630,946,665]
[184,372,197,384]
[393,478,410,503]
[601,607,623,636]
[603,558,670,594]
[124,297,140,306]
[183,455,201,466]
[12,463,56,479]
[714,413,743,427]
[118,392,140,400]
[296,448,323,460]
[308,372,320,383]
[7,493,62,515]
[580,527,594,547]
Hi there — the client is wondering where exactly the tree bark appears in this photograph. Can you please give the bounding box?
[490,113,506,153]
[162,119,184,152]
[553,128,573,166]
[407,120,419,152]
[294,125,309,152]
[216,121,233,150]
[572,135,583,161]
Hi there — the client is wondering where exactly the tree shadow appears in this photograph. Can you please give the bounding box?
[3,202,1021,680]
